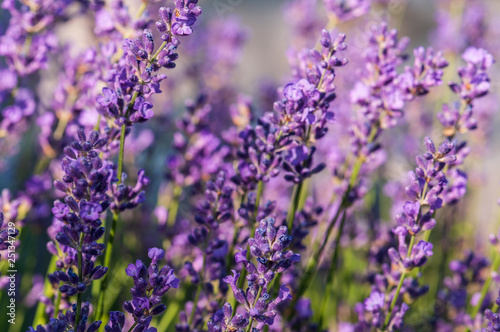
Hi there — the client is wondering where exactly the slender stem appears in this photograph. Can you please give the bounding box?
[167,185,182,227]
[298,178,309,211]
[254,181,264,222]
[95,95,130,320]
[382,234,417,330]
[288,199,345,317]
[319,211,347,328]
[157,286,184,331]
[387,242,417,329]
[53,290,61,318]
[75,235,84,327]
[189,253,207,326]
[53,111,71,141]
[95,212,119,321]
[287,182,303,230]
[117,124,127,183]
[32,255,58,325]
[151,41,168,63]
[93,114,101,131]
[245,286,263,332]
[289,154,364,315]
[23,33,33,56]
[383,271,407,330]
[470,253,500,318]
[136,1,148,18]
[128,321,138,332]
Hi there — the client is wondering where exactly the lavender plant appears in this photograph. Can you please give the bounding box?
[2,1,500,332]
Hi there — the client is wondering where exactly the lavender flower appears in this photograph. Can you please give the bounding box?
[210,217,299,331]
[323,0,370,21]
[437,47,494,137]
[123,247,179,332]
[96,2,202,136]
[29,302,101,332]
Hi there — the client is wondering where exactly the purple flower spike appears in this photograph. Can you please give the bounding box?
[123,248,179,331]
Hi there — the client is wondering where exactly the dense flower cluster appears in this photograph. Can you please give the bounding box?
[4,1,500,332]
[122,247,179,331]
[209,217,299,331]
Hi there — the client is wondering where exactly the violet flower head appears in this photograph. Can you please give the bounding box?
[230,119,281,191]
[221,271,292,331]
[104,311,126,332]
[483,291,500,332]
[207,302,249,332]
[50,129,111,296]
[323,0,370,21]
[273,30,348,184]
[96,1,202,135]
[0,0,68,76]
[124,247,179,331]
[399,47,448,99]
[29,302,101,332]
[224,218,298,330]
[193,171,234,230]
[349,22,409,129]
[239,217,300,284]
[210,218,298,331]
[185,171,233,292]
[111,169,150,213]
[167,95,230,188]
[437,47,494,137]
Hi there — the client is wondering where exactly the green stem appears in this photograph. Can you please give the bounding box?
[53,290,61,318]
[93,114,101,131]
[383,271,407,330]
[151,41,168,63]
[117,124,127,183]
[254,181,264,222]
[382,235,417,330]
[95,101,129,320]
[287,182,303,230]
[157,287,184,331]
[95,212,119,321]
[23,33,33,56]
[288,198,345,317]
[298,178,309,211]
[189,254,206,326]
[167,185,182,227]
[470,253,500,318]
[245,286,263,332]
[319,211,347,328]
[136,1,148,18]
[32,255,58,325]
[289,156,364,315]
[53,112,71,141]
[128,321,138,332]
[75,235,84,327]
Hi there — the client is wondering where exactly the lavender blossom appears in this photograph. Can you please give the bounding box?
[210,217,299,331]
[323,0,370,21]
[437,47,494,137]
[123,247,180,331]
